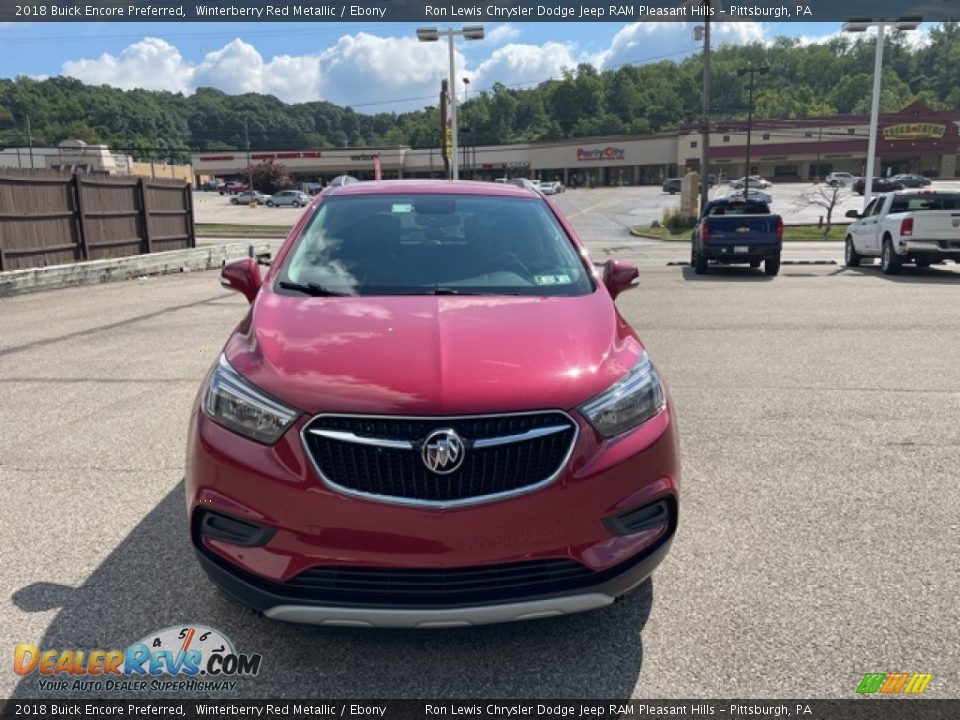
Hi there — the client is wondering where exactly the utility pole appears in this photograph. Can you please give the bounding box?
[440,79,451,179]
[26,114,34,169]
[244,117,254,205]
[699,10,711,214]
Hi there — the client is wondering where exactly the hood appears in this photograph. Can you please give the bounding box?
[224,289,643,416]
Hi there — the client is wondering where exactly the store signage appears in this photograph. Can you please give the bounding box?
[197,151,322,163]
[577,146,626,161]
[882,123,946,141]
[349,153,380,162]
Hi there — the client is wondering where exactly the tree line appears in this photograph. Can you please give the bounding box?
[1,22,958,163]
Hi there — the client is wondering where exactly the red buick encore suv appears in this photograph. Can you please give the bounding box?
[185,180,679,628]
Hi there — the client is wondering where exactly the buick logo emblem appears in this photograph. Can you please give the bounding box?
[421,429,465,474]
[952,218,960,228]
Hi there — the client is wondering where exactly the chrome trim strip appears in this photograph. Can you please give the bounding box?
[309,423,570,451]
[471,424,571,448]
[307,429,414,450]
[263,592,612,628]
[299,410,580,510]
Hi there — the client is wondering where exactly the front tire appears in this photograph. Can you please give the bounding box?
[230,198,238,205]
[845,237,862,267]
[881,237,902,275]
[266,200,274,207]
[764,254,781,276]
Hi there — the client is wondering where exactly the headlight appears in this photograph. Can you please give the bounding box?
[579,351,665,438]
[203,356,300,444]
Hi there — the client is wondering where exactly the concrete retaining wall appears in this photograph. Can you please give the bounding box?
[0,242,273,298]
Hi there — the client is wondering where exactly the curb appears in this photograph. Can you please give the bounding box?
[0,241,274,298]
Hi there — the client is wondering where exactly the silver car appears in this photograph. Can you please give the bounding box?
[266,190,310,208]
[230,191,271,205]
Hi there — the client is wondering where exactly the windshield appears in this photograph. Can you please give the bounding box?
[276,194,594,297]
[889,193,960,212]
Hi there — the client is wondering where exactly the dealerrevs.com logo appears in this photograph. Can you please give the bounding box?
[14,625,262,693]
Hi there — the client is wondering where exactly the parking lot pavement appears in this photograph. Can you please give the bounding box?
[193,190,307,225]
[2,206,959,699]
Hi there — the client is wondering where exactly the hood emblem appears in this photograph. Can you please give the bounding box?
[421,429,465,474]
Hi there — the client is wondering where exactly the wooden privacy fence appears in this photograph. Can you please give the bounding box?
[0,169,195,271]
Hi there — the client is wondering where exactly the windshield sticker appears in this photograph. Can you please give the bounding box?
[391,203,414,213]
[534,274,572,286]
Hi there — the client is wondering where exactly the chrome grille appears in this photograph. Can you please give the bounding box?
[302,412,578,506]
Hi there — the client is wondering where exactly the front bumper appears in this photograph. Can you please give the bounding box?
[185,403,679,625]
[194,532,673,628]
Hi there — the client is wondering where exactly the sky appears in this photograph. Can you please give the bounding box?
[0,21,933,113]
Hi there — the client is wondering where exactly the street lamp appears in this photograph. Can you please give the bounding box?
[736,64,769,199]
[842,16,921,207]
[416,25,484,180]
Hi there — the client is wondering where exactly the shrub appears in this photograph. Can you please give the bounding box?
[662,207,696,234]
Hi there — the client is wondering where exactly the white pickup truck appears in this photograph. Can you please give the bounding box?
[844,189,960,274]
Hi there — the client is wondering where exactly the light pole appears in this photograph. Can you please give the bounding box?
[695,12,711,213]
[842,16,921,207]
[736,64,769,199]
[416,25,484,181]
[462,77,470,179]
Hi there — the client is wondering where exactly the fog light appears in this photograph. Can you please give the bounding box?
[603,499,672,536]
[198,510,275,547]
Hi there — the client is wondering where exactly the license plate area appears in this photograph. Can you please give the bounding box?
[734,245,749,253]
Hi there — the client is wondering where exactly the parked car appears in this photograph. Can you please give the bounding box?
[730,175,771,189]
[188,180,679,627]
[539,181,564,195]
[302,182,324,195]
[201,179,225,192]
[220,181,248,195]
[725,188,773,205]
[825,172,858,188]
[844,189,960,274]
[508,177,540,191]
[852,177,899,195]
[691,197,784,276]
[662,178,682,195]
[891,173,932,189]
[231,191,271,205]
[267,190,310,208]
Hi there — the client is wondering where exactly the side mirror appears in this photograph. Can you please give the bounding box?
[220,258,262,304]
[603,259,639,300]
[845,209,861,219]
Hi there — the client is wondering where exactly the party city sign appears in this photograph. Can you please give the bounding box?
[576,146,626,162]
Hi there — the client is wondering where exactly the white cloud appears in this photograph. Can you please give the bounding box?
[58,22,773,109]
[594,21,764,69]
[483,24,522,46]
[797,23,932,50]
[471,41,580,90]
[63,37,193,93]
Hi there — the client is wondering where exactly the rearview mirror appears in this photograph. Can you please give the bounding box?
[603,259,639,300]
[220,258,262,303]
[845,209,861,219]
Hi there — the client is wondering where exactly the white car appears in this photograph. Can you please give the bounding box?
[825,172,858,188]
[844,189,960,274]
[539,181,564,195]
[730,176,771,190]
[725,188,773,205]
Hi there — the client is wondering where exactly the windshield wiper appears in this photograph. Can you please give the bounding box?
[278,280,351,297]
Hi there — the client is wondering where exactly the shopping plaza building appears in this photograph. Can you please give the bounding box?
[191,101,960,187]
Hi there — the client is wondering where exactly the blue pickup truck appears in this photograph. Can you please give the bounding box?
[691,198,784,276]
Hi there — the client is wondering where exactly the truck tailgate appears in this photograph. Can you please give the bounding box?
[908,211,960,241]
[705,215,780,244]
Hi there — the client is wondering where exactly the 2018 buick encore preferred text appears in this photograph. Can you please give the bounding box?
[185,180,679,628]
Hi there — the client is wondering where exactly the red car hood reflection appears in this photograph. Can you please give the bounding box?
[223,290,643,415]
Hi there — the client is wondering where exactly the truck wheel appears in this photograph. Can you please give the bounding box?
[881,237,902,275]
[764,255,781,276]
[844,237,862,267]
[749,259,761,268]
[693,246,708,274]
